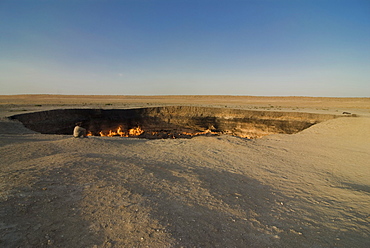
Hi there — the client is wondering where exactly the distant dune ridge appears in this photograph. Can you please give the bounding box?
[0,95,369,247]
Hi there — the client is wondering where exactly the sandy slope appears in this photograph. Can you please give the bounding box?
[0,96,369,247]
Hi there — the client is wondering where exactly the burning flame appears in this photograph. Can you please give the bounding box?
[98,126,144,137]
[128,127,144,136]
[88,126,218,139]
[180,129,215,136]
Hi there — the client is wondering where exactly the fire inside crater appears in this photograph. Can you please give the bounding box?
[10,106,337,139]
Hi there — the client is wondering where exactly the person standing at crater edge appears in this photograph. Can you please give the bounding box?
[73,122,87,138]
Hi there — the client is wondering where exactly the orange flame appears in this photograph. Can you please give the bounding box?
[98,126,144,137]
[117,126,125,137]
[91,126,217,138]
[128,126,144,136]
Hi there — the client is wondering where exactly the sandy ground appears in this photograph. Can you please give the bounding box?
[0,95,369,247]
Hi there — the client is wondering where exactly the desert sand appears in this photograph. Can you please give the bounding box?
[0,95,369,248]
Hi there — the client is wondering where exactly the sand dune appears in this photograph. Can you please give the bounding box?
[0,95,369,247]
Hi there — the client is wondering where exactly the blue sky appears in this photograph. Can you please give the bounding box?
[1,0,369,96]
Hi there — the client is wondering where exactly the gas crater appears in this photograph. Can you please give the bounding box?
[10,106,336,139]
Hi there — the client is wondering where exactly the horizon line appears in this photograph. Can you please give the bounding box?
[0,94,369,99]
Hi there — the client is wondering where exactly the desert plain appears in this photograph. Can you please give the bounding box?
[0,95,369,248]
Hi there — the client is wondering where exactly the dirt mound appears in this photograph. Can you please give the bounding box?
[1,116,369,247]
[0,118,37,135]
